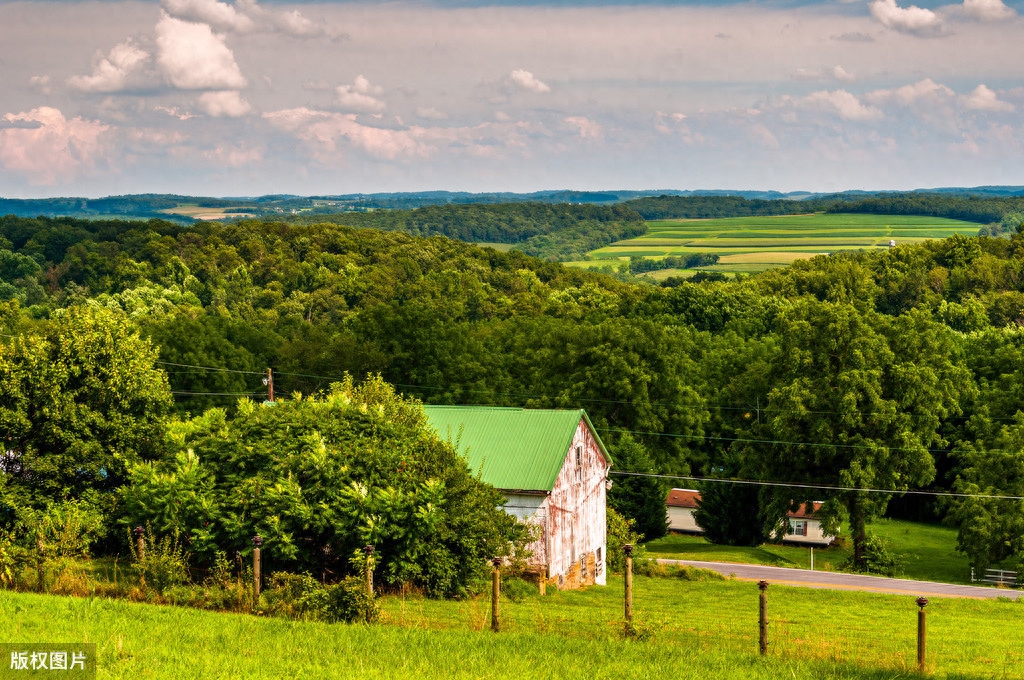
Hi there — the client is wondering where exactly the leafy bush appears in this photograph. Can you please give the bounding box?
[841,534,905,577]
[261,572,378,624]
[500,577,537,603]
[606,507,649,574]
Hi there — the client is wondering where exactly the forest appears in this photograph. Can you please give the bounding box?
[2,204,1024,584]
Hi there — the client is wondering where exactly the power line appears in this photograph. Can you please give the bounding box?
[156,360,262,375]
[610,471,1024,501]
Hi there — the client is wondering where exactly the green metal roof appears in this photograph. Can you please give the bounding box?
[422,406,611,493]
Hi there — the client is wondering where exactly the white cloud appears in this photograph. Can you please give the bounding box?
[792,65,856,83]
[335,75,386,113]
[801,90,884,121]
[869,0,945,36]
[962,84,1015,112]
[29,76,51,95]
[156,13,247,90]
[161,0,254,33]
[264,107,435,160]
[866,78,955,106]
[416,107,448,120]
[509,69,550,94]
[0,107,110,185]
[197,91,251,117]
[959,0,1016,21]
[67,40,149,93]
[564,116,602,139]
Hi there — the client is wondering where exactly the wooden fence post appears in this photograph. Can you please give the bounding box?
[624,544,634,624]
[252,534,263,608]
[758,580,769,656]
[133,526,145,562]
[491,557,502,632]
[916,597,928,673]
[364,545,375,623]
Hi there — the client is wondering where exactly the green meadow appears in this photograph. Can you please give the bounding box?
[574,213,983,275]
[4,572,1024,679]
[645,519,975,585]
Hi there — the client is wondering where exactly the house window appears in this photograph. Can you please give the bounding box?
[789,519,808,536]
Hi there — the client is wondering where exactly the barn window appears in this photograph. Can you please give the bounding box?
[575,445,583,480]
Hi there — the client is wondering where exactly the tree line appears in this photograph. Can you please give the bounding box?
[2,213,1024,574]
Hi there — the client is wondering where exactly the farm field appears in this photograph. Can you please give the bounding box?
[573,213,983,275]
[159,204,256,220]
[645,519,974,585]
[3,574,1024,679]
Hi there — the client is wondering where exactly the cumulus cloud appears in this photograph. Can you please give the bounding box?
[792,65,856,83]
[264,107,436,160]
[29,76,51,95]
[962,84,1015,112]
[869,0,945,36]
[156,13,247,90]
[335,75,386,113]
[509,69,550,94]
[801,90,884,121]
[866,78,955,106]
[197,91,251,117]
[564,116,602,139]
[161,0,254,32]
[416,107,447,120]
[67,40,149,93]
[0,107,110,184]
[959,0,1016,21]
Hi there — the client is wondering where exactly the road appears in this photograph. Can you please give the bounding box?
[658,559,1024,600]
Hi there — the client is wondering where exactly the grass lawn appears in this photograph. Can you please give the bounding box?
[3,574,1024,679]
[586,213,982,274]
[645,519,975,584]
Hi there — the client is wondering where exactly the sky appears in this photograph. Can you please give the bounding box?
[0,0,1022,197]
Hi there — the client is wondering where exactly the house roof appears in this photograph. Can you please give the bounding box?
[665,489,824,518]
[666,489,700,509]
[422,406,611,493]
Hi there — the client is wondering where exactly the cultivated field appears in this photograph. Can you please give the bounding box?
[159,204,256,220]
[576,213,983,275]
[4,573,1023,679]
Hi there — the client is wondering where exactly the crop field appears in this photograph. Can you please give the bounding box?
[577,213,982,275]
[159,204,256,220]
[3,574,1024,679]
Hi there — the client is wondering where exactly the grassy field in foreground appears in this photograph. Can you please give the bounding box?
[645,519,975,585]
[3,575,1024,679]
[571,213,982,275]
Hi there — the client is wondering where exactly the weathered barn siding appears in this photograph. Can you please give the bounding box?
[541,421,608,587]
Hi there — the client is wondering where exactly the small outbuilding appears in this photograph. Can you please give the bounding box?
[665,488,835,546]
[423,406,612,589]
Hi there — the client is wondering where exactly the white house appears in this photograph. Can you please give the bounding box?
[665,488,835,546]
[424,406,612,589]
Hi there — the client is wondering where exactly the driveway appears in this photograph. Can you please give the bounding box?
[658,558,1024,600]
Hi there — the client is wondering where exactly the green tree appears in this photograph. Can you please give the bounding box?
[0,305,171,510]
[607,433,667,541]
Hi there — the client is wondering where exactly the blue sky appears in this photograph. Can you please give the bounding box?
[1,0,1022,196]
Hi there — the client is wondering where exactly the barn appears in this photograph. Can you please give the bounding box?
[423,406,612,589]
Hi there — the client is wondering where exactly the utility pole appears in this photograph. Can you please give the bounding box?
[264,368,274,402]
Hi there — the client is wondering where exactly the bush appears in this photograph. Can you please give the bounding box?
[841,534,905,577]
[606,507,649,574]
[261,572,378,624]
[500,576,537,603]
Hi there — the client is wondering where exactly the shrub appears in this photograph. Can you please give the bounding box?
[606,507,649,574]
[841,534,905,577]
[261,572,378,624]
[500,576,537,603]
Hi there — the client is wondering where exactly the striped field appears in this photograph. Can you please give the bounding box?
[573,213,982,275]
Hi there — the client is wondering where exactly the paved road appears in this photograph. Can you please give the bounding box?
[658,559,1024,600]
